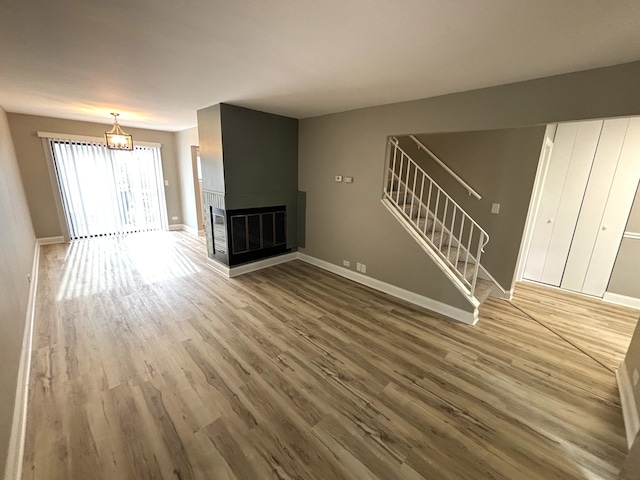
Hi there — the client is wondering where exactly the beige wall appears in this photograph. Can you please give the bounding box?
[7,113,182,238]
[0,106,36,475]
[609,187,640,298]
[175,127,200,232]
[406,127,547,288]
[299,61,640,310]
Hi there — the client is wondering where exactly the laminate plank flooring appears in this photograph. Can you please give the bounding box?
[23,231,639,479]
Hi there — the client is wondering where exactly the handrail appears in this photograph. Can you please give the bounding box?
[384,137,489,298]
[408,135,482,200]
[391,138,488,239]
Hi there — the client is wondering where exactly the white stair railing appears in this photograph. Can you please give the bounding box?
[383,137,489,297]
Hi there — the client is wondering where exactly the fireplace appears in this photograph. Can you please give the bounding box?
[210,205,288,266]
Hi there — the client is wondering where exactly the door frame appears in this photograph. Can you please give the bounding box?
[514,125,556,283]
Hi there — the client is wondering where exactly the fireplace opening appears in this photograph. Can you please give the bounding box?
[210,205,288,266]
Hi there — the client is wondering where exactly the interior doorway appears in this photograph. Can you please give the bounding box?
[191,146,205,233]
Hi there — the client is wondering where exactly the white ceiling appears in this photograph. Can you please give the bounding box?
[1,1,640,132]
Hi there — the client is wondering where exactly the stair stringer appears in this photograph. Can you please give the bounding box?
[381,197,480,325]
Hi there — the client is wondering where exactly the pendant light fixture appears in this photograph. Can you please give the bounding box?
[105,113,133,150]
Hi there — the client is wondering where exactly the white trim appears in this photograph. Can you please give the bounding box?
[206,252,299,278]
[603,292,640,310]
[168,224,184,231]
[181,224,199,236]
[228,253,299,277]
[203,249,476,325]
[298,253,477,325]
[4,241,39,480]
[623,232,640,240]
[36,236,65,246]
[515,129,556,283]
[617,361,640,449]
[206,257,231,277]
[37,131,161,148]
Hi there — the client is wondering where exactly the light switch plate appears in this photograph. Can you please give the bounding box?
[491,203,500,214]
[344,176,353,183]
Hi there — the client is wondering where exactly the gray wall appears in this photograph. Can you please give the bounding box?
[175,127,200,231]
[407,127,547,288]
[220,104,299,248]
[299,61,640,310]
[7,113,182,238]
[0,106,36,475]
[609,187,640,298]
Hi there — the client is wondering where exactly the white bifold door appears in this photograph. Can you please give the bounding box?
[523,117,640,297]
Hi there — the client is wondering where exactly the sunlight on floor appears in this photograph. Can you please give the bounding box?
[56,231,201,301]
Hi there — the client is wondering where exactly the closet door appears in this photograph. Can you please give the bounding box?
[581,118,640,296]
[561,118,629,293]
[523,120,603,285]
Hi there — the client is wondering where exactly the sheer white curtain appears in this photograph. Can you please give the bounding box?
[50,139,168,240]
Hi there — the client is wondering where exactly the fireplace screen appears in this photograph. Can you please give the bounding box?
[211,205,288,266]
[230,210,286,254]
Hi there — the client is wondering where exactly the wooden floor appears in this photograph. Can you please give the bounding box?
[23,231,639,479]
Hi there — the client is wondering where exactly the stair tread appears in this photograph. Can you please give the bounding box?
[474,279,494,305]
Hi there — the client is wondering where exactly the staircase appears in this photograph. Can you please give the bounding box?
[382,136,495,320]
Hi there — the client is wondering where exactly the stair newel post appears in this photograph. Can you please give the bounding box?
[463,224,474,289]
[416,174,425,223]
[448,206,456,262]
[431,189,440,241]
[396,152,404,205]
[403,156,411,208]
[410,165,418,222]
[424,181,433,235]
[389,139,398,196]
[471,231,484,297]
[440,197,449,250]
[456,215,465,266]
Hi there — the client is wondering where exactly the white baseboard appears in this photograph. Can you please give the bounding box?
[206,258,230,277]
[298,253,477,325]
[228,253,299,277]
[203,249,476,325]
[604,292,640,310]
[4,240,39,480]
[617,361,640,449]
[36,236,64,246]
[168,224,183,231]
[206,252,299,278]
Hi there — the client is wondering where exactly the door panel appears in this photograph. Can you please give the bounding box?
[523,123,579,282]
[582,118,640,296]
[523,121,603,285]
[561,118,629,293]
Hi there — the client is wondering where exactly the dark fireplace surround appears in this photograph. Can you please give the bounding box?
[210,205,289,266]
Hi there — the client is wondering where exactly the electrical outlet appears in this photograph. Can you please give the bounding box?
[361,264,367,274]
[356,262,362,272]
[343,260,350,267]
[335,175,343,183]
[172,216,179,221]
[344,176,353,183]
[164,180,169,186]
[634,369,639,387]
